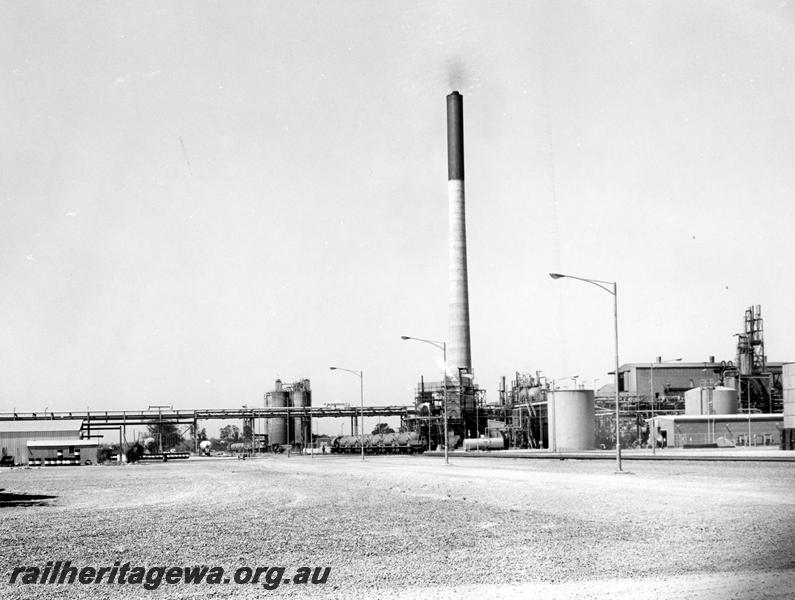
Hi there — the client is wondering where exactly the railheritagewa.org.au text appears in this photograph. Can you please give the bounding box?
[9,561,331,590]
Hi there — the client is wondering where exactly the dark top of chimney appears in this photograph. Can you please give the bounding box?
[447,92,464,181]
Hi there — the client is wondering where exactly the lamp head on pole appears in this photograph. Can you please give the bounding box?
[400,336,410,340]
[329,367,337,371]
[549,273,564,279]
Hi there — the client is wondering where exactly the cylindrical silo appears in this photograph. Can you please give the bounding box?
[685,386,738,415]
[292,387,306,445]
[266,391,288,447]
[547,390,595,451]
[304,382,312,445]
[711,386,738,414]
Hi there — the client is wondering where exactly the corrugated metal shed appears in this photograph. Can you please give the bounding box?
[0,420,84,465]
[26,438,100,465]
[650,414,783,448]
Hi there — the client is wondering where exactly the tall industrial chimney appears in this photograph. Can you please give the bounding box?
[447,91,472,373]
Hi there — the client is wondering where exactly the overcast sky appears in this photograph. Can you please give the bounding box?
[2,2,795,433]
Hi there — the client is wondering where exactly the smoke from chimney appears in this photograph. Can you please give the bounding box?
[445,59,467,91]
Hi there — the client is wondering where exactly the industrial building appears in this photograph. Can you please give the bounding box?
[439,305,791,452]
[446,371,789,452]
[2,92,793,461]
[403,374,481,450]
[0,420,98,466]
[615,358,727,400]
[401,91,480,450]
[27,439,100,466]
[650,414,784,449]
[395,93,792,455]
[612,359,784,414]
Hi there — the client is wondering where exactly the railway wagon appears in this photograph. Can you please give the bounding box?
[330,431,425,454]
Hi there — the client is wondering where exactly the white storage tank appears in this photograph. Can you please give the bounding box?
[685,386,738,415]
[684,387,704,415]
[783,363,795,430]
[547,390,595,451]
[712,387,738,414]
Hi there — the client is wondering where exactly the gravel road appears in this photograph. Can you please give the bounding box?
[1,455,793,599]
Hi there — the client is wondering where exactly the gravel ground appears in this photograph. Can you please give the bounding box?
[1,455,794,599]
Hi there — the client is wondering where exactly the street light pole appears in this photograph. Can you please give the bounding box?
[649,362,655,454]
[401,335,449,464]
[550,272,623,472]
[612,281,620,472]
[329,367,365,461]
[443,342,448,465]
[745,375,751,446]
[649,357,681,455]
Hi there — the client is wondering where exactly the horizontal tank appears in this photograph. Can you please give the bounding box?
[339,436,357,449]
[463,437,506,451]
[547,390,595,451]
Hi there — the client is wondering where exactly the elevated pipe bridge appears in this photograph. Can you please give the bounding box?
[0,406,415,427]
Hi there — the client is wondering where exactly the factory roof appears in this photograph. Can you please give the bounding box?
[652,414,783,423]
[27,438,98,448]
[0,419,84,433]
[619,361,787,371]
[619,362,724,371]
